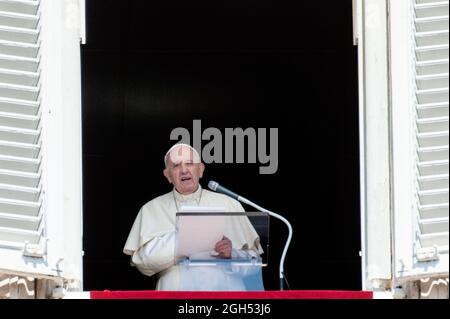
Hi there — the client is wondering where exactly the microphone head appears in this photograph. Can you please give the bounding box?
[208,180,219,191]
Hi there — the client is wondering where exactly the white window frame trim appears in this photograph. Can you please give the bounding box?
[356,0,393,291]
[40,0,84,290]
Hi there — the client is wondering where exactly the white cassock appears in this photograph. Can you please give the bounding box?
[123,185,263,291]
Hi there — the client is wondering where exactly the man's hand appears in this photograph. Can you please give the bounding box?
[214,236,232,259]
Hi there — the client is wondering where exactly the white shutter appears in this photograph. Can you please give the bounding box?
[0,0,47,267]
[413,0,449,262]
[360,0,448,294]
[0,1,84,296]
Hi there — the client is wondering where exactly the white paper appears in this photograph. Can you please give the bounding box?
[176,207,226,258]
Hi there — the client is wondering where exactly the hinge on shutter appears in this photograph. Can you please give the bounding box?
[416,246,439,262]
[22,238,47,258]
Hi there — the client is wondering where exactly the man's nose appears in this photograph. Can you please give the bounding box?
[180,163,189,173]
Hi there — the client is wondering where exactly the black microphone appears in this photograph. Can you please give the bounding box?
[208,180,240,201]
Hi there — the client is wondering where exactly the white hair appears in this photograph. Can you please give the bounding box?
[164,143,201,167]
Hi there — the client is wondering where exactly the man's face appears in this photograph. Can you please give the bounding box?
[163,146,205,195]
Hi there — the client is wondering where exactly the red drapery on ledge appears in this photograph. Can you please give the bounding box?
[90,290,373,299]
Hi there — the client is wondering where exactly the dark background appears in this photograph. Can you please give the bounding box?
[81,0,360,291]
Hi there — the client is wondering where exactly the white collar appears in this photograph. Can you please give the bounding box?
[172,185,203,204]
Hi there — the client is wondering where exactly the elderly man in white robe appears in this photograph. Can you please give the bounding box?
[123,143,263,291]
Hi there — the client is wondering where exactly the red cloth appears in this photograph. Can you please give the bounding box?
[90,290,373,299]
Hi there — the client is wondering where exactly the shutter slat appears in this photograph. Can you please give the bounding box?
[0,82,39,100]
[419,188,449,205]
[0,168,40,187]
[416,88,448,104]
[416,16,449,33]
[419,232,449,247]
[0,39,38,58]
[0,11,38,29]
[419,202,449,219]
[416,73,449,90]
[417,131,448,147]
[418,145,449,161]
[419,217,449,234]
[416,30,449,47]
[416,58,449,75]
[0,97,39,115]
[417,0,449,4]
[0,126,40,144]
[0,211,40,230]
[0,111,39,129]
[418,173,449,190]
[416,44,449,61]
[417,102,449,117]
[0,182,39,201]
[415,2,449,19]
[0,67,38,86]
[418,160,448,176]
[0,111,39,130]
[0,197,40,216]
[0,54,39,72]
[0,1,39,16]
[0,25,39,44]
[0,140,40,158]
[0,154,39,172]
[417,116,449,132]
[0,225,40,243]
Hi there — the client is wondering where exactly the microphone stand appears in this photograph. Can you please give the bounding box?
[236,196,293,291]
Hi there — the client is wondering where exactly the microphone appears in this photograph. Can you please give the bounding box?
[208,180,240,201]
[208,180,293,290]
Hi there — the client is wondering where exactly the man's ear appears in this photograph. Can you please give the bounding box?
[198,163,205,178]
[163,168,172,184]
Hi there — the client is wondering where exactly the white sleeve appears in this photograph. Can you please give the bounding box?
[131,232,176,277]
